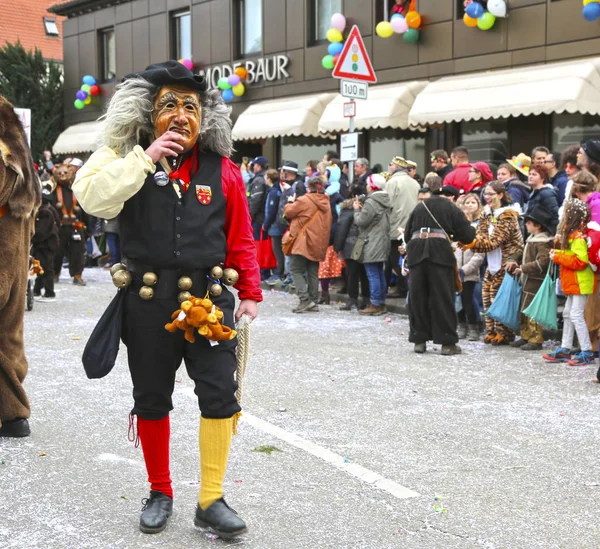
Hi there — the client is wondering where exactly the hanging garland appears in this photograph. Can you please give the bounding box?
[375,0,422,44]
[583,0,600,22]
[463,0,507,31]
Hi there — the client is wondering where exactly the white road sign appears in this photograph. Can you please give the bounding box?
[340,79,368,100]
[340,132,359,162]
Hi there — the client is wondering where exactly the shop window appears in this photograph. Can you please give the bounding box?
[460,120,508,169]
[312,0,342,43]
[100,28,116,82]
[280,136,337,172]
[171,11,191,61]
[237,0,262,56]
[369,129,426,179]
[552,113,600,153]
[44,17,59,36]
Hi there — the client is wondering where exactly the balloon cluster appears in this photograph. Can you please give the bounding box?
[463,0,506,31]
[322,13,347,70]
[375,10,422,44]
[74,75,100,110]
[218,67,248,102]
[178,58,194,70]
[583,0,600,21]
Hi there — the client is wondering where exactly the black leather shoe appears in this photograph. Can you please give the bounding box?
[139,491,173,534]
[194,498,247,540]
[0,418,30,437]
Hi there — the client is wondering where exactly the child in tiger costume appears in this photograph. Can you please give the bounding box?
[464,181,524,345]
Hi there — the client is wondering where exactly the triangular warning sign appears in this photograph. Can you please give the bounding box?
[332,25,377,83]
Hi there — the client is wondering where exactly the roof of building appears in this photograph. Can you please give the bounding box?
[0,1,65,62]
[48,0,127,17]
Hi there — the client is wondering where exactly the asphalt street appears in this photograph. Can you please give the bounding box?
[2,268,600,549]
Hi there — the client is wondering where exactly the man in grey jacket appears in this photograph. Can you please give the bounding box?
[248,156,268,239]
[386,156,420,297]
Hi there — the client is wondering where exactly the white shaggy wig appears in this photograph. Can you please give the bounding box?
[99,76,233,158]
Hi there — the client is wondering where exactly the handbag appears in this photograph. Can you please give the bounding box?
[486,270,522,332]
[82,289,126,379]
[422,201,463,292]
[255,229,277,269]
[523,264,558,330]
[282,210,319,256]
[351,237,366,261]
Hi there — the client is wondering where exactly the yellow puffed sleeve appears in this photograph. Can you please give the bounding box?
[72,145,156,219]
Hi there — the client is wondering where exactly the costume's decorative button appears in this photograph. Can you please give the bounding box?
[177,201,182,206]
[176,251,181,256]
[154,171,169,186]
[176,233,181,239]
[176,216,181,221]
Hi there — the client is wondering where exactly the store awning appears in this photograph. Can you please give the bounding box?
[409,57,600,126]
[232,93,337,140]
[318,81,428,133]
[53,120,102,155]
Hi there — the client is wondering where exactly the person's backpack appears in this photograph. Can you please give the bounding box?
[586,221,600,271]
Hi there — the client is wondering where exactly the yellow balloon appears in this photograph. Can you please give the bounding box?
[463,13,478,27]
[84,96,92,105]
[232,83,245,97]
[376,21,394,38]
[326,28,344,42]
[583,0,597,5]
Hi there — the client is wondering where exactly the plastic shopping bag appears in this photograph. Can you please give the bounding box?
[523,264,558,331]
[487,271,522,332]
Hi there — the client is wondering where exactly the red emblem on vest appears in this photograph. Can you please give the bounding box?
[196,185,212,205]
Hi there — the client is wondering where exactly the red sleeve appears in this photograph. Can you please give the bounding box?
[222,157,263,302]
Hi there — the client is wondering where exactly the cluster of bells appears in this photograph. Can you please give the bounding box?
[109,264,239,301]
[56,203,81,221]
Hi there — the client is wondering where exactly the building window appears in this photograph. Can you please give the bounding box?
[552,113,600,152]
[43,17,59,36]
[314,0,342,42]
[369,129,426,178]
[238,0,262,56]
[460,120,509,168]
[171,11,191,60]
[100,28,116,82]
[280,136,337,171]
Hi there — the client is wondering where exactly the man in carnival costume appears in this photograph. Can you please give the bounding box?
[73,61,261,539]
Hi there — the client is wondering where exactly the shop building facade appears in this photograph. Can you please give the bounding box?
[50,0,600,175]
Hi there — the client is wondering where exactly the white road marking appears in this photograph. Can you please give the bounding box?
[242,412,420,500]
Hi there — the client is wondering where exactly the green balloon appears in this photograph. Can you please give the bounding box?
[322,55,335,70]
[403,28,420,43]
[81,84,91,93]
[477,11,496,30]
[74,99,85,109]
[218,77,231,90]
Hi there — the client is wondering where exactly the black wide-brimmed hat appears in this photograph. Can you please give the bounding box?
[581,139,600,164]
[124,60,207,92]
[523,205,553,233]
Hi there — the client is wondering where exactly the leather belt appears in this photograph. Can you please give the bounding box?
[125,258,209,300]
[412,228,447,239]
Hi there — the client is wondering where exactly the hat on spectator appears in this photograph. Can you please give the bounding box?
[251,156,268,168]
[405,159,417,169]
[470,161,493,183]
[523,205,553,234]
[69,158,84,168]
[391,156,410,169]
[367,173,387,191]
[580,139,600,164]
[506,153,531,177]
[439,185,459,199]
[279,160,299,173]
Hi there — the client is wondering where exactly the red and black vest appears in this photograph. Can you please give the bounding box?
[120,150,226,270]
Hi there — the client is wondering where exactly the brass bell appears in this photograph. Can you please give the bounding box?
[178,276,193,290]
[112,270,132,288]
[139,286,154,300]
[142,272,158,286]
[56,202,62,208]
[109,263,126,277]
[63,214,69,220]
[209,283,222,297]
[210,266,224,280]
[178,291,192,303]
[222,268,239,286]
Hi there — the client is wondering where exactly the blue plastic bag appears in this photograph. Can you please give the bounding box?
[486,271,522,332]
[523,264,558,331]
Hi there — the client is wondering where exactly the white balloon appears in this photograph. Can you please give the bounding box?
[487,0,507,17]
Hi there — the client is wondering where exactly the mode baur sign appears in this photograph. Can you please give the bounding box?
[201,55,290,89]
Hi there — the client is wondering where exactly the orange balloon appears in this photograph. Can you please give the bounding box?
[463,13,478,27]
[234,67,248,79]
[406,11,421,29]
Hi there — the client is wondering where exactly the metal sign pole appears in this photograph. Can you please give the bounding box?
[348,115,355,185]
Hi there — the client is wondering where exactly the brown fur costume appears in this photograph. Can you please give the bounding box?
[0,96,40,427]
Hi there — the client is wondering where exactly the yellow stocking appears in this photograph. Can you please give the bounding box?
[199,416,233,510]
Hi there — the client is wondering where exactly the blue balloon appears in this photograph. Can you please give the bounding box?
[82,74,96,86]
[391,13,404,20]
[583,2,600,21]
[465,1,484,18]
[327,42,344,56]
[222,89,234,102]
